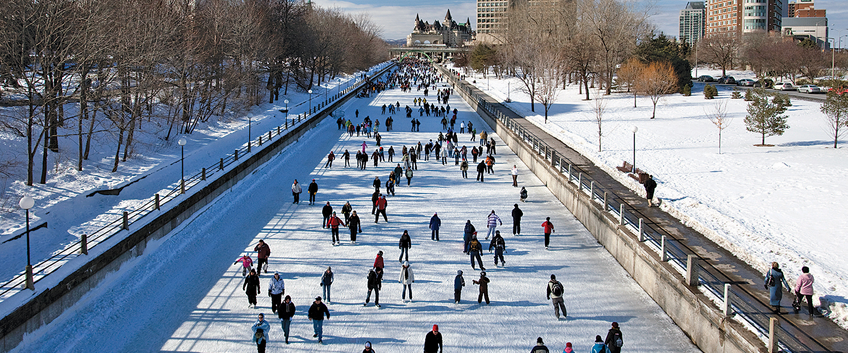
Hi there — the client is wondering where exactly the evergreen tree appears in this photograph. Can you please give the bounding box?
[745,88,789,145]
[632,33,692,92]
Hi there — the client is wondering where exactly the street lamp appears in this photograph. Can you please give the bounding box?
[19,196,34,290]
[632,126,638,173]
[308,89,313,115]
[284,99,289,124]
[178,136,187,194]
[247,115,252,153]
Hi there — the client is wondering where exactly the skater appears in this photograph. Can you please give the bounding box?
[794,266,820,316]
[541,217,555,249]
[341,201,352,223]
[268,272,285,314]
[234,254,254,277]
[454,270,465,303]
[371,191,380,215]
[320,267,333,303]
[291,179,302,204]
[373,176,381,193]
[278,295,295,344]
[764,262,791,313]
[375,195,388,223]
[373,250,385,277]
[520,186,528,202]
[364,267,382,307]
[486,210,502,239]
[388,146,395,162]
[386,176,396,196]
[440,147,448,165]
[489,231,506,267]
[468,235,485,271]
[399,230,412,263]
[251,313,270,353]
[308,179,319,205]
[605,322,624,353]
[463,220,476,253]
[326,211,345,245]
[244,268,261,308]
[424,325,443,353]
[460,159,468,178]
[563,342,574,353]
[429,213,441,241]
[591,335,610,353]
[644,174,658,207]
[399,261,414,302]
[405,167,413,186]
[511,165,519,187]
[546,274,567,319]
[363,341,375,353]
[254,239,271,274]
[531,337,550,353]
[343,149,351,167]
[473,271,490,304]
[322,202,333,228]
[512,204,523,235]
[476,161,486,182]
[307,296,330,343]
[348,210,362,243]
[325,151,335,168]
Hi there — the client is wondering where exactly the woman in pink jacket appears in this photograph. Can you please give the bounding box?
[794,266,820,316]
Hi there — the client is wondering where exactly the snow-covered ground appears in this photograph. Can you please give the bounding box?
[9,77,700,352]
[461,66,848,328]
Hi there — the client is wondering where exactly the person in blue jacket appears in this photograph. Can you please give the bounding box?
[429,213,441,241]
[764,262,791,313]
[591,335,610,353]
[251,313,271,353]
[454,270,465,304]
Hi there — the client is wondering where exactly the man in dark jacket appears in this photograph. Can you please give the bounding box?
[476,161,486,182]
[429,213,441,241]
[254,240,271,274]
[278,295,296,344]
[308,179,319,205]
[531,337,550,353]
[424,325,443,353]
[605,322,623,353]
[322,202,333,228]
[372,177,381,193]
[371,191,380,215]
[489,231,506,267]
[644,174,657,207]
[463,221,476,254]
[546,274,567,319]
[348,211,361,243]
[454,270,465,304]
[307,296,330,343]
[512,204,523,235]
[473,271,490,304]
[393,164,403,180]
[364,268,382,307]
[398,230,412,262]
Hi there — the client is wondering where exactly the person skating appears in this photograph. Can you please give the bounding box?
[454,270,465,304]
[251,313,271,353]
[373,250,385,278]
[234,254,254,277]
[371,191,380,215]
[468,235,485,271]
[268,272,285,314]
[348,210,362,243]
[530,337,550,353]
[343,149,351,167]
[307,296,330,343]
[375,195,388,223]
[563,342,574,353]
[473,271,490,304]
[541,217,555,249]
[244,268,261,308]
[254,239,271,274]
[794,266,821,316]
[644,174,658,207]
[512,204,523,235]
[591,335,611,353]
[399,261,415,302]
[325,151,335,168]
[277,295,295,344]
[388,146,395,162]
[405,167,414,186]
[424,325,443,353]
[764,262,791,313]
[308,179,319,205]
[440,148,448,165]
[489,231,506,267]
[460,159,468,178]
[520,186,528,202]
[320,267,333,303]
[399,230,412,263]
[364,267,382,307]
[291,179,302,204]
[372,176,381,193]
[341,201,352,223]
[604,322,624,353]
[429,213,441,241]
[363,341,375,353]
[546,274,567,319]
[326,211,346,245]
[485,210,502,239]
[321,202,333,228]
[393,164,403,181]
[463,220,476,253]
[476,161,486,182]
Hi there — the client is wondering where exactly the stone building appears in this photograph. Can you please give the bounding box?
[406,10,474,47]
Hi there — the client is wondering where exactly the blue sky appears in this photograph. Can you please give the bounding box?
[312,0,848,46]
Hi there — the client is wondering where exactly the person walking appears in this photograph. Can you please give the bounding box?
[371,191,380,215]
[604,322,624,353]
[244,268,261,308]
[254,240,271,274]
[363,341,375,353]
[364,267,382,307]
[429,213,441,241]
[277,295,295,344]
[794,266,820,316]
[440,147,448,165]
[454,270,465,304]
[489,231,506,267]
[307,296,330,343]
[764,262,791,313]
[326,211,345,245]
[320,267,333,304]
[375,195,388,223]
[463,220,476,254]
[563,342,574,353]
[476,161,486,182]
[372,177,381,193]
[341,201,352,223]
[321,202,333,228]
[511,165,519,187]
[251,313,271,353]
[468,235,485,271]
[308,179,319,205]
[546,274,567,319]
[348,210,362,243]
[424,325,443,353]
[644,174,658,207]
[512,204,523,235]
[291,179,302,204]
[325,151,335,168]
[460,159,469,178]
[485,210,502,240]
[531,337,550,353]
[386,176,396,196]
[268,272,285,314]
[398,230,412,263]
[591,335,611,353]
[343,149,351,167]
[541,217,555,249]
[399,261,415,302]
[405,167,414,186]
[473,271,490,304]
[234,254,254,277]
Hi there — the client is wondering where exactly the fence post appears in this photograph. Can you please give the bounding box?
[154,194,160,210]
[234,149,239,160]
[768,317,778,353]
[619,204,625,225]
[80,233,88,255]
[247,141,251,153]
[603,192,608,211]
[568,164,572,181]
[219,158,224,170]
[202,168,206,181]
[122,211,129,230]
[578,173,583,190]
[661,235,668,261]
[638,218,645,241]
[285,120,288,129]
[268,131,272,141]
[277,126,281,135]
[686,255,699,286]
[590,181,595,201]
[723,283,732,316]
[259,136,263,146]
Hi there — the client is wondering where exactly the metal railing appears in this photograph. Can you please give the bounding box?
[437,65,828,353]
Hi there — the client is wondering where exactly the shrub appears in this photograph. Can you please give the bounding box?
[732,88,742,99]
[683,84,691,96]
[744,88,753,101]
[704,84,717,99]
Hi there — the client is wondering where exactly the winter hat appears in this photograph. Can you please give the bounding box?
[378,251,383,255]
[566,342,572,348]
[457,270,462,275]
[365,341,372,348]
[481,271,486,276]
[403,261,409,267]
[612,322,619,328]
[595,335,603,342]
[432,324,439,332]
[316,296,322,301]
[537,337,544,344]
[551,274,556,280]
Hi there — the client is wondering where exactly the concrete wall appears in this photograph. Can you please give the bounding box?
[0,64,395,352]
[440,67,766,353]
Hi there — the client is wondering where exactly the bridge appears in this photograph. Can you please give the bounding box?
[388,46,470,62]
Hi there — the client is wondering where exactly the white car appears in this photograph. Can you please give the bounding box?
[797,84,822,94]
[774,82,794,91]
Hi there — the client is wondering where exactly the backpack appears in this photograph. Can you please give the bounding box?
[254,328,265,344]
[613,332,623,348]
[551,281,564,297]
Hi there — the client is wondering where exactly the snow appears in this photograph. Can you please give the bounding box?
[460,66,848,329]
[8,72,699,352]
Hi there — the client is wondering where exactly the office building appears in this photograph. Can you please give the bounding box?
[679,2,706,45]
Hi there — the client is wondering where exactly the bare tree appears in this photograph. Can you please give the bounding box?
[636,61,677,119]
[533,48,566,123]
[705,100,731,153]
[589,89,609,151]
[698,33,740,77]
[820,92,848,148]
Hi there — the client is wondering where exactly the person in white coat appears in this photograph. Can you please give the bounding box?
[291,179,302,204]
[268,272,285,314]
[399,261,415,302]
[511,165,519,187]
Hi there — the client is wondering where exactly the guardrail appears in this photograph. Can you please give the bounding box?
[439,66,828,352]
[0,62,396,303]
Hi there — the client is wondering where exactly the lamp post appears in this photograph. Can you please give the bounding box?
[247,115,252,152]
[19,196,34,290]
[308,89,313,115]
[284,99,289,124]
[178,136,187,194]
[338,78,342,97]
[632,126,638,173]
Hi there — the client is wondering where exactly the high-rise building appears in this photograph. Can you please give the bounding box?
[679,2,706,45]
[787,0,825,17]
[476,0,515,43]
[705,0,783,37]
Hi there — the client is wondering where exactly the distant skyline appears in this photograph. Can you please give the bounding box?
[312,0,848,47]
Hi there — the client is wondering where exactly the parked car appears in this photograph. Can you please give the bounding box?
[827,87,847,95]
[737,79,759,87]
[797,85,822,94]
[774,82,794,91]
[697,75,715,82]
[717,76,736,84]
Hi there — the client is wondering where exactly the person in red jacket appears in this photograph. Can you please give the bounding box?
[326,212,346,246]
[374,251,385,280]
[254,240,271,274]
[325,151,335,168]
[541,217,555,249]
[375,195,388,223]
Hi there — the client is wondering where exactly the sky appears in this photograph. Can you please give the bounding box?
[312,0,848,46]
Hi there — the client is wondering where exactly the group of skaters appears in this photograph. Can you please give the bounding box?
[529,322,624,353]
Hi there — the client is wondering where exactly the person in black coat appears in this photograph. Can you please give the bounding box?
[511,204,523,235]
[371,191,380,214]
[429,213,441,241]
[307,179,319,205]
[398,230,412,262]
[644,174,658,207]
[348,211,362,243]
[278,295,296,344]
[364,268,382,307]
[476,161,486,182]
[307,297,330,343]
[321,202,333,228]
[605,322,623,353]
[372,177,381,192]
[424,325,443,353]
[244,268,261,308]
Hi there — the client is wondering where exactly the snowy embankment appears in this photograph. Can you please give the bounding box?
[460,66,848,329]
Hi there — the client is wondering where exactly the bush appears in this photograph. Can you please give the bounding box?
[744,88,753,101]
[704,84,717,99]
[732,88,742,99]
[773,93,792,107]
[683,84,691,96]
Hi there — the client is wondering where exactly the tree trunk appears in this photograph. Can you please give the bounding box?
[112,127,124,173]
